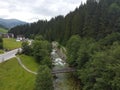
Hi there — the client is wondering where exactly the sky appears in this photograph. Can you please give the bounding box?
[0,0,86,22]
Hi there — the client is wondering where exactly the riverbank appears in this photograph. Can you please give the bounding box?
[51,42,81,90]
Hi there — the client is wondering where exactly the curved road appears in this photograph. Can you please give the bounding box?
[0,48,37,75]
[0,48,21,63]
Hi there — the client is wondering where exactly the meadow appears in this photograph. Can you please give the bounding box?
[0,50,4,54]
[3,38,22,50]
[0,55,39,90]
[18,54,39,72]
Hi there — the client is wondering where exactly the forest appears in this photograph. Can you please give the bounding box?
[0,37,3,49]
[9,0,120,44]
[9,0,120,89]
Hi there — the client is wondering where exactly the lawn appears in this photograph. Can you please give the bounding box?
[0,49,4,54]
[0,56,39,90]
[18,54,39,72]
[3,38,22,50]
[0,28,8,33]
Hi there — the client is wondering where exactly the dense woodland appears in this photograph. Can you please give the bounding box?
[0,37,3,49]
[66,34,120,90]
[9,0,120,43]
[9,0,120,90]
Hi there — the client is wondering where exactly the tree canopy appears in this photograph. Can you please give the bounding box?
[9,0,120,89]
[9,0,120,44]
[35,65,53,90]
[0,37,3,49]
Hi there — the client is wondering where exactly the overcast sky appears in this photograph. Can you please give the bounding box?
[0,0,86,22]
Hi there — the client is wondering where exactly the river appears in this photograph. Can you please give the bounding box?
[51,47,81,90]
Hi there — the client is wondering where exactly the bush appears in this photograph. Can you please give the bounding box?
[22,41,33,55]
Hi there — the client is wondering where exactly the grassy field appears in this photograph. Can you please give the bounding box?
[0,28,8,33]
[18,54,39,72]
[0,55,39,90]
[3,38,22,50]
[0,50,4,54]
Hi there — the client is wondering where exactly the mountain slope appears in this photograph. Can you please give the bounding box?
[0,27,8,33]
[0,18,27,29]
[9,0,120,42]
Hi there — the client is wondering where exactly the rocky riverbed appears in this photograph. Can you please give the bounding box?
[51,42,81,90]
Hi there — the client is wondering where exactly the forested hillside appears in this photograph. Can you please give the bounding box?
[0,37,3,49]
[9,0,120,43]
[8,0,120,89]
[0,18,27,29]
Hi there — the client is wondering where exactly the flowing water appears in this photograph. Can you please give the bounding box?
[51,49,81,90]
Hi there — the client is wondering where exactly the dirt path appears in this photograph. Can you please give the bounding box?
[16,57,37,75]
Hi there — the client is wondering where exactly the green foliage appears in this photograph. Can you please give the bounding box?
[35,65,53,90]
[78,44,120,90]
[76,38,96,68]
[109,3,120,13]
[66,35,97,68]
[0,49,4,54]
[8,0,120,89]
[67,34,120,89]
[41,56,52,68]
[0,37,3,49]
[21,35,52,68]
[34,35,44,41]
[99,33,120,46]
[66,35,81,66]
[9,0,120,42]
[24,36,52,68]
[22,41,32,55]
[32,40,51,62]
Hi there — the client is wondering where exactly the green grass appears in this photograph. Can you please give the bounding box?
[0,28,8,33]
[0,49,4,54]
[18,54,39,72]
[0,57,38,90]
[3,38,22,50]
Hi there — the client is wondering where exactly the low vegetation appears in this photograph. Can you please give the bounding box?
[3,38,22,50]
[22,35,52,68]
[0,50,4,54]
[0,57,38,90]
[21,35,54,90]
[7,0,120,89]
[0,27,7,33]
[18,54,39,72]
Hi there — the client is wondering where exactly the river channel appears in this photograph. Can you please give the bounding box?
[51,46,81,90]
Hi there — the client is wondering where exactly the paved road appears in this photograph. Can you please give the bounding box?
[0,48,21,63]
